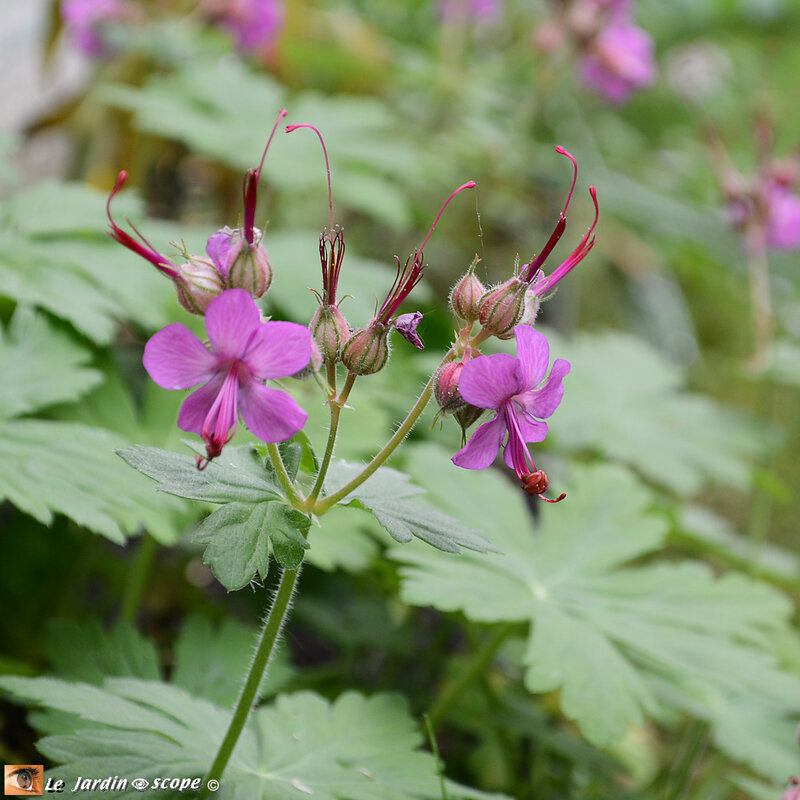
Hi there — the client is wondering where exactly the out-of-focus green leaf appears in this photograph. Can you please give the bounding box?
[548,330,769,495]
[0,307,101,419]
[0,420,186,545]
[171,615,293,706]
[306,506,381,573]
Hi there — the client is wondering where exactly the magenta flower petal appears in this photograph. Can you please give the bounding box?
[206,227,235,277]
[243,321,312,380]
[452,414,507,470]
[239,383,308,443]
[204,289,261,358]
[459,353,521,410]
[519,358,571,419]
[143,323,218,389]
[177,373,226,435]
[513,325,551,389]
[502,418,548,470]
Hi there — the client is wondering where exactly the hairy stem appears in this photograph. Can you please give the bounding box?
[313,369,437,514]
[306,372,357,507]
[120,533,157,624]
[427,624,514,729]
[266,442,304,507]
[201,567,300,797]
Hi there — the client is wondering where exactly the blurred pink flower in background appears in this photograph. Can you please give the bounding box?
[577,20,656,103]
[61,0,127,56]
[763,181,800,250]
[202,0,284,53]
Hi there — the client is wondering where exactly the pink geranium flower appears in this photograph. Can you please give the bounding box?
[783,777,800,800]
[578,21,656,104]
[204,0,284,54]
[452,325,570,501]
[143,289,311,466]
[764,182,800,250]
[61,0,127,56]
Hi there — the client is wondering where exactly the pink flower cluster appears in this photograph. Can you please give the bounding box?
[723,155,800,252]
[534,0,657,104]
[61,0,128,56]
[201,0,284,54]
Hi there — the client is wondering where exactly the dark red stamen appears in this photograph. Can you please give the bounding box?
[319,226,345,305]
[106,171,178,278]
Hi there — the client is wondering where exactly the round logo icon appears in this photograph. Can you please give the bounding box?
[206,779,220,792]
[131,778,149,791]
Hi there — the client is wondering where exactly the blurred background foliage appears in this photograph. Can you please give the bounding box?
[1,0,799,798]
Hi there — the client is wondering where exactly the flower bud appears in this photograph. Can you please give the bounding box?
[207,226,273,298]
[174,256,226,315]
[341,323,390,375]
[449,256,486,323]
[434,361,467,414]
[477,277,530,337]
[310,304,350,363]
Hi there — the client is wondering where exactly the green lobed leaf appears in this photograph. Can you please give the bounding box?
[117,444,282,504]
[0,307,102,419]
[388,445,800,758]
[324,460,495,553]
[546,330,770,495]
[0,675,505,800]
[0,420,186,545]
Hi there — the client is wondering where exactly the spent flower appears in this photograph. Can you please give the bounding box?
[452,325,570,501]
[143,290,311,466]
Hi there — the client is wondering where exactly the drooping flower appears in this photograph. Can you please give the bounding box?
[577,20,657,104]
[61,0,128,56]
[143,289,311,466]
[452,325,570,501]
[202,0,284,54]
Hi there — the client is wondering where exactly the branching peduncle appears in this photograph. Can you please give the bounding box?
[266,442,305,507]
[306,372,357,507]
[313,350,455,515]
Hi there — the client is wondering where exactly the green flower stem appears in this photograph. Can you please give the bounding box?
[266,442,304,507]
[201,567,301,797]
[120,533,157,624]
[312,361,445,515]
[306,372,357,508]
[427,623,514,729]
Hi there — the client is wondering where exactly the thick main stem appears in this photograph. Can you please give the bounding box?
[201,567,300,797]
